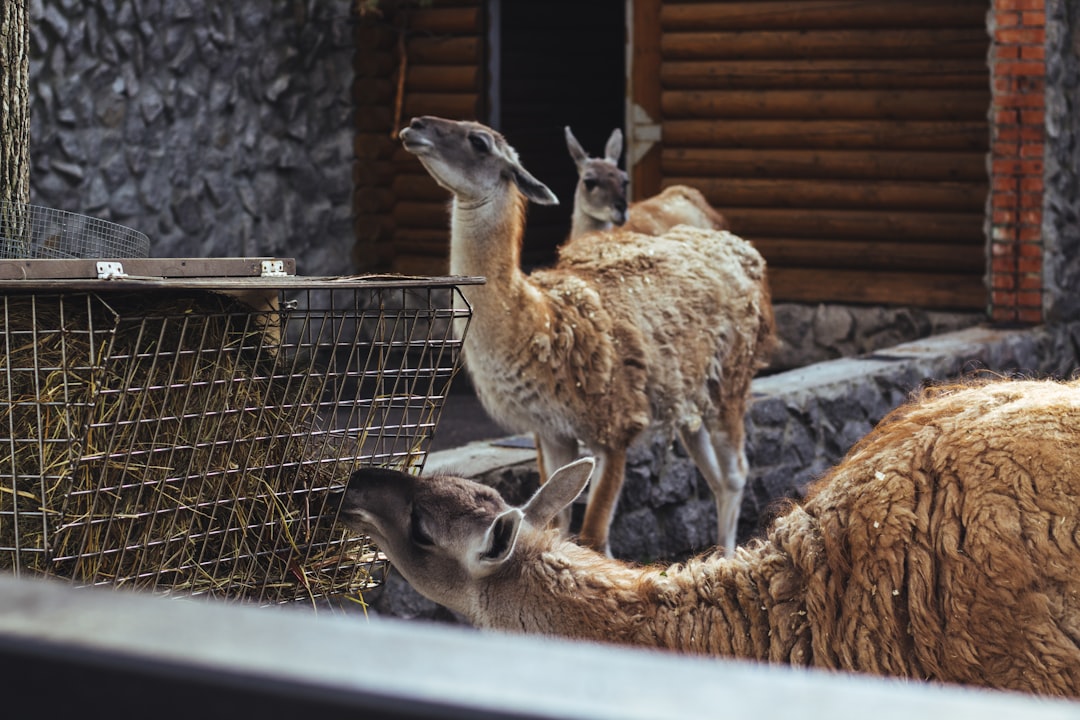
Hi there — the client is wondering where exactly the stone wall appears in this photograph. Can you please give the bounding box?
[1044,0,1080,323]
[27,0,355,277]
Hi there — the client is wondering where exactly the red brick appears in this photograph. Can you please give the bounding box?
[1018,291,1042,306]
[995,10,1021,27]
[991,239,1018,256]
[996,93,1046,109]
[1019,209,1042,225]
[995,61,1047,77]
[1020,177,1044,193]
[1020,109,1045,125]
[1017,308,1043,324]
[996,27,1046,45]
[995,0,1048,11]
[993,176,1019,193]
[1020,45,1046,61]
[1020,192,1043,208]
[992,273,1016,290]
[1018,226,1042,242]
[1018,268,1043,284]
[994,45,1021,60]
[992,192,1018,210]
[1021,11,1047,27]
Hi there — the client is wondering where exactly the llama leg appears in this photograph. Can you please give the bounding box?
[536,435,580,534]
[678,424,746,556]
[577,448,624,556]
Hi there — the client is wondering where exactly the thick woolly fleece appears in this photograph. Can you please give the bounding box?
[487,378,1080,697]
[456,188,774,452]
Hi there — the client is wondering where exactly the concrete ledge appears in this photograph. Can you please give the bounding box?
[1,573,1077,720]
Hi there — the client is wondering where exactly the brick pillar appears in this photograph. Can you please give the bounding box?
[988,0,1046,325]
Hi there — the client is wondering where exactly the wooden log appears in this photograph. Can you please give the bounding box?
[395,228,451,255]
[661,148,987,182]
[407,36,480,65]
[407,6,481,34]
[661,28,988,61]
[392,173,452,201]
[354,133,399,161]
[393,201,451,229]
[669,177,986,213]
[660,1,987,32]
[719,208,984,244]
[661,89,990,122]
[353,159,396,188]
[751,237,984,273]
[406,64,480,93]
[392,255,451,277]
[663,119,989,151]
[765,267,985,309]
[661,58,990,91]
[402,92,480,120]
[353,77,395,105]
[354,188,396,214]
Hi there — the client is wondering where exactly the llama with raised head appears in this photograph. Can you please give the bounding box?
[565,125,729,240]
[337,377,1080,698]
[400,116,773,555]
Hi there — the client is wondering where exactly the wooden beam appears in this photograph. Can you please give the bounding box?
[660,1,987,32]
[766,267,985,309]
[721,208,985,244]
[661,59,989,91]
[662,28,988,61]
[668,177,987,213]
[664,119,989,151]
[661,89,990,122]
[661,148,987,182]
[751,237,984,273]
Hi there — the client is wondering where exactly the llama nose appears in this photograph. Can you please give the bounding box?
[409,117,427,131]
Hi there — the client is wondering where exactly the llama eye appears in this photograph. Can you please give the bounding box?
[410,507,434,547]
[468,133,490,154]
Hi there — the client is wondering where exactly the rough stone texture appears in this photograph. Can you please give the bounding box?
[366,322,1080,622]
[26,0,355,277]
[1044,0,1080,324]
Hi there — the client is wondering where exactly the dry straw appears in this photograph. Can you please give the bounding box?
[0,289,385,606]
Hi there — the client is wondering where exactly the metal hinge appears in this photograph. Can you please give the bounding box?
[96,261,128,280]
[260,260,288,277]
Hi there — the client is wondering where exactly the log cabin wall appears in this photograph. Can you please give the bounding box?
[354,1,1053,322]
[630,0,992,311]
[353,0,485,275]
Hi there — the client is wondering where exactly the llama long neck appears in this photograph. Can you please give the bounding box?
[569,200,610,240]
[476,533,814,662]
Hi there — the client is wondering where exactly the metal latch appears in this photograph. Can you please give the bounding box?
[96,261,128,280]
[260,260,288,277]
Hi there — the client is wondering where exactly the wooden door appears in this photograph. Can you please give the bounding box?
[629,0,990,310]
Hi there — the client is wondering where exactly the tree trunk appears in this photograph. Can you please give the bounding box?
[1,0,30,205]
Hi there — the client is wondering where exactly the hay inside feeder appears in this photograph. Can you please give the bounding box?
[0,289,385,605]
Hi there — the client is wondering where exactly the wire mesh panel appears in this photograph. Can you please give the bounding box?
[0,201,151,259]
[0,278,471,606]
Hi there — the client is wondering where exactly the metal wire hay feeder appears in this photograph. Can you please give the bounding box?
[0,257,477,607]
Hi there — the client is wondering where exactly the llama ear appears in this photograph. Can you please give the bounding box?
[511,164,559,206]
[565,126,588,170]
[604,128,623,164]
[522,457,595,528]
[475,507,523,568]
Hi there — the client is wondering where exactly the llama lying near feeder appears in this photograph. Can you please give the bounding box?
[565,125,729,240]
[399,115,774,555]
[338,377,1080,698]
